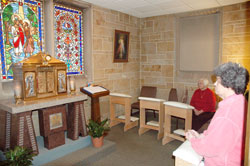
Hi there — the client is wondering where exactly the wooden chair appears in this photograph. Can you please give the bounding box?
[131,86,157,119]
[168,88,180,129]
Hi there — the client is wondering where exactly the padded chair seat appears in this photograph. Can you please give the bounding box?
[131,101,139,109]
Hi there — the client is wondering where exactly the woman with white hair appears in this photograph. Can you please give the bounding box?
[186,62,249,165]
[190,78,216,131]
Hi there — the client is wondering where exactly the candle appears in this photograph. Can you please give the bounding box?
[69,79,75,91]
[14,83,22,97]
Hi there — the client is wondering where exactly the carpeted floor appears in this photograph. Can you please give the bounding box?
[45,113,184,166]
[85,123,182,166]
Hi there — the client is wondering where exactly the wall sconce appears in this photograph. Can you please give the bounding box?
[69,76,76,94]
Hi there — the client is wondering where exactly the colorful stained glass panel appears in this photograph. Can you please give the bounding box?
[0,0,44,80]
[54,5,84,75]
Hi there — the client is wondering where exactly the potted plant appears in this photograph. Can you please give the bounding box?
[0,146,35,166]
[87,118,110,148]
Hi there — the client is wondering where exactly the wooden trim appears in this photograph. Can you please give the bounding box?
[245,92,250,166]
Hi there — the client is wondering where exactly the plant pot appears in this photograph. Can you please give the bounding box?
[91,136,104,148]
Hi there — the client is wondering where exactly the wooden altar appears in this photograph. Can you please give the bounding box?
[0,93,87,154]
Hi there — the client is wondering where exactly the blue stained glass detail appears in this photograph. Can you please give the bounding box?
[38,6,42,51]
[67,72,80,75]
[24,0,37,5]
[54,6,79,14]
[0,14,5,75]
[79,15,82,71]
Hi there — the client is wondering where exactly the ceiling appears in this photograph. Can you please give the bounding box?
[80,0,248,18]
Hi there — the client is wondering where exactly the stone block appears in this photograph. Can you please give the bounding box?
[93,10,105,25]
[103,41,112,51]
[141,56,147,62]
[223,4,240,12]
[157,42,168,52]
[141,43,156,54]
[161,65,174,77]
[93,38,103,51]
[223,24,234,34]
[223,10,249,22]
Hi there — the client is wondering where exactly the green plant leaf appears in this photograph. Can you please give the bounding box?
[87,119,110,138]
[4,146,34,166]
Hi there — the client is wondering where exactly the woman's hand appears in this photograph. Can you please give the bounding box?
[194,109,204,116]
[185,130,202,140]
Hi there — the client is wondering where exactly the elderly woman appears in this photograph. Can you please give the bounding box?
[186,62,249,166]
[190,78,216,131]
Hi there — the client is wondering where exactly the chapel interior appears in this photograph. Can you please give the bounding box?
[0,0,249,165]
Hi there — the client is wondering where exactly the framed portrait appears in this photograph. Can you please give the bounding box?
[114,30,130,63]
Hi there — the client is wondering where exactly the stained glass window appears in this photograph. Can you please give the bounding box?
[54,4,84,75]
[0,0,44,80]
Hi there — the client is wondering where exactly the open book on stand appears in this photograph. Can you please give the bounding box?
[83,86,108,94]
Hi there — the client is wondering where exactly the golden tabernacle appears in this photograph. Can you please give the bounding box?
[13,52,67,101]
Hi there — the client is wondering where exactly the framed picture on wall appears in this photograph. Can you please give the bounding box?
[114,30,130,63]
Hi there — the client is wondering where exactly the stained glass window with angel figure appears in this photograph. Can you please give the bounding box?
[0,0,44,80]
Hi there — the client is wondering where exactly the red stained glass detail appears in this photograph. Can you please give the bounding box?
[75,46,78,50]
[56,27,61,33]
[38,2,41,6]
[3,76,6,79]
[75,53,78,57]
[57,37,60,40]
[58,53,61,57]
[57,45,61,49]
[74,30,78,36]
[64,36,72,45]
[55,10,60,16]
[75,38,78,42]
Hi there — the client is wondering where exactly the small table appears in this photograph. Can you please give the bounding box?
[80,86,109,122]
[162,101,194,145]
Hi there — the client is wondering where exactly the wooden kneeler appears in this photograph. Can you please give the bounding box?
[138,97,165,140]
[109,93,139,132]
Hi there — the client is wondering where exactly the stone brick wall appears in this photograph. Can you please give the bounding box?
[222,2,250,71]
[139,2,249,104]
[140,15,175,101]
[91,6,141,120]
